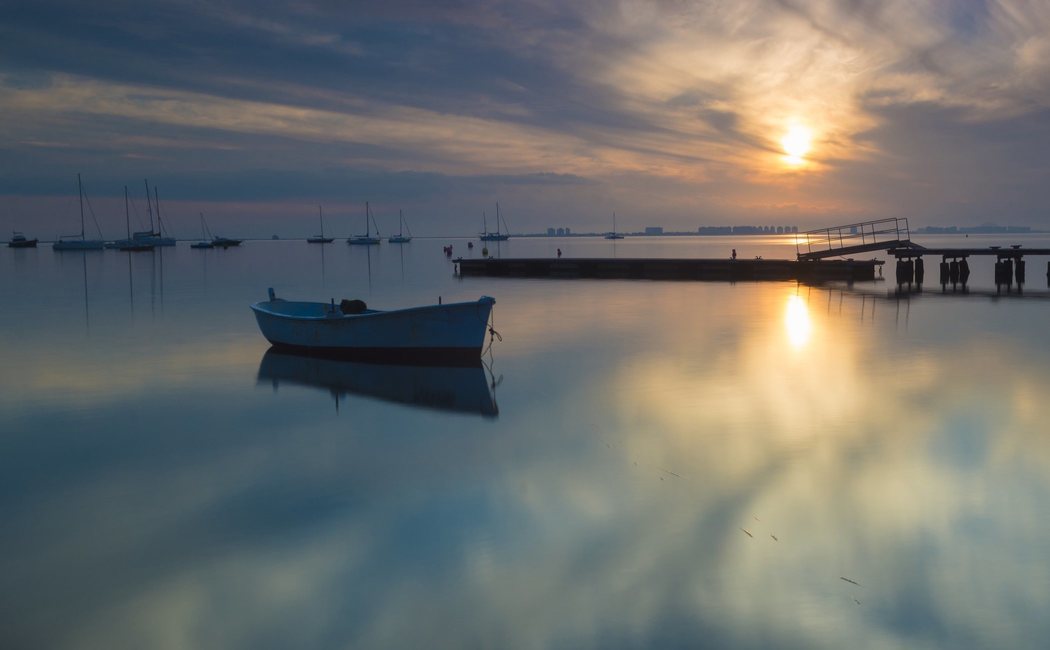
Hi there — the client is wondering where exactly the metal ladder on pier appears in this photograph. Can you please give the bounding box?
[796,218,922,261]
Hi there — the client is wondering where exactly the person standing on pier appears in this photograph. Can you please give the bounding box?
[731,249,737,260]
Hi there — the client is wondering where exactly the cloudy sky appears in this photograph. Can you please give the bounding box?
[3,0,1050,237]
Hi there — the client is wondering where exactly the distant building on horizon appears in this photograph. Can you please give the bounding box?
[916,224,1033,234]
[698,225,798,235]
[645,226,663,235]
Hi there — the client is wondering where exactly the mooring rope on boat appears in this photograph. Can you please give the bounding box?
[481,304,503,358]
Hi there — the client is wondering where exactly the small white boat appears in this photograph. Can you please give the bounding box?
[8,231,38,248]
[251,289,496,361]
[212,236,242,248]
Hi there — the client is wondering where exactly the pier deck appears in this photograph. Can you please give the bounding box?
[455,257,881,282]
[888,246,1050,258]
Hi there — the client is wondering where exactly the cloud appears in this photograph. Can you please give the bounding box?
[2,0,1050,232]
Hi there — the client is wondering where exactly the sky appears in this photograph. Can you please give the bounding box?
[2,0,1050,238]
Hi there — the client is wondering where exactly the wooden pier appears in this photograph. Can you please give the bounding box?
[455,218,1049,289]
[455,257,881,282]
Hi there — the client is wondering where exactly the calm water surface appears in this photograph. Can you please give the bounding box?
[3,235,1050,649]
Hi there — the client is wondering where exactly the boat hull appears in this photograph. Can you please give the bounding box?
[53,240,105,251]
[251,296,495,361]
[8,239,37,248]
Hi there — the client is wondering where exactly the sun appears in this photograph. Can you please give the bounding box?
[781,125,812,164]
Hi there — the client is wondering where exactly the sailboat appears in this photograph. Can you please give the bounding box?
[347,202,381,245]
[191,213,214,249]
[53,173,106,250]
[388,209,412,243]
[604,212,625,239]
[479,202,510,241]
[307,205,334,243]
[115,186,155,252]
[134,184,176,246]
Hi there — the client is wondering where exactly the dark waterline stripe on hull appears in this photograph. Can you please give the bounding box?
[264,344,485,367]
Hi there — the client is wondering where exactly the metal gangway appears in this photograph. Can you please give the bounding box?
[796,217,920,261]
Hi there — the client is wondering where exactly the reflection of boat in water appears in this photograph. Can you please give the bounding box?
[257,348,499,417]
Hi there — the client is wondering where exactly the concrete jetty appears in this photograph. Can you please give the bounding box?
[455,257,881,282]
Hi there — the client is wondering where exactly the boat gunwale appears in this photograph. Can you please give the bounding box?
[250,296,495,321]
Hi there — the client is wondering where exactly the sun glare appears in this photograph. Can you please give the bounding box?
[781,125,812,165]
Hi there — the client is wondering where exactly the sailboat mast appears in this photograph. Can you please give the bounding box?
[125,186,131,238]
[318,205,324,237]
[399,209,404,236]
[154,186,164,235]
[365,202,370,237]
[144,179,155,233]
[496,202,501,235]
[77,172,85,238]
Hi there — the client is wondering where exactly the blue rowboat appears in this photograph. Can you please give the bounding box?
[250,289,496,362]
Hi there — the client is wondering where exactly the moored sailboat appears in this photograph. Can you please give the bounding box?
[307,205,334,243]
[191,213,214,249]
[479,202,510,241]
[347,202,381,245]
[604,212,625,239]
[132,184,176,246]
[114,186,155,252]
[388,209,412,243]
[53,173,106,251]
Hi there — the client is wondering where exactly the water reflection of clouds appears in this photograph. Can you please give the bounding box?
[7,283,1050,648]
[590,285,1050,648]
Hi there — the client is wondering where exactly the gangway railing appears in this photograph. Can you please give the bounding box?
[796,218,916,261]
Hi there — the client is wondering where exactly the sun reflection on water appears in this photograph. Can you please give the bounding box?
[785,294,812,349]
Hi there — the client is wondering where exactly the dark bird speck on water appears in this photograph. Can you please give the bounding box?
[741,528,753,538]
[840,576,862,587]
